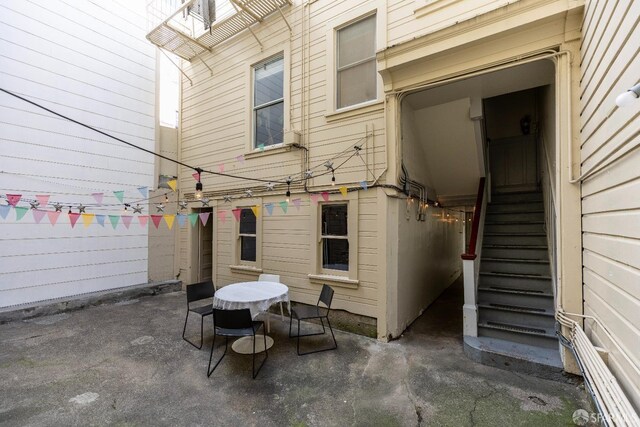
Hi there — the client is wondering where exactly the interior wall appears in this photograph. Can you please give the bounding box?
[390,198,464,338]
[401,102,434,190]
[485,89,536,140]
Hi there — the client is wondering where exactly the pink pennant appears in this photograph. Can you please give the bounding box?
[199,212,210,226]
[218,164,224,173]
[232,208,242,222]
[151,214,163,229]
[192,172,201,182]
[321,192,329,202]
[69,212,80,228]
[32,209,46,224]
[138,215,149,227]
[310,194,319,204]
[36,195,50,207]
[217,210,227,223]
[47,211,61,226]
[92,192,104,205]
[236,155,245,163]
[6,194,21,207]
[122,215,133,229]
[292,198,301,210]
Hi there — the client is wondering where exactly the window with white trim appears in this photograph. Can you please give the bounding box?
[321,204,349,271]
[336,14,376,109]
[239,208,256,262]
[253,55,284,147]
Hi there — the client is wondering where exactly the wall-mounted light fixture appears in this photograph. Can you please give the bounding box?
[615,83,640,108]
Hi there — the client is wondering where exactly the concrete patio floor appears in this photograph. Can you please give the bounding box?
[0,280,591,426]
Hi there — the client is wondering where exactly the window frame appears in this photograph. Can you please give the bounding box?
[325,1,386,118]
[320,204,350,272]
[309,193,359,288]
[245,47,291,156]
[230,198,263,274]
[238,207,257,263]
[252,54,285,148]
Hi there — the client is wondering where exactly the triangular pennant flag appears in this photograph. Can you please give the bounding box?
[258,143,265,152]
[137,186,148,198]
[310,194,319,204]
[360,181,368,190]
[122,215,133,229]
[339,186,348,197]
[192,172,200,182]
[0,204,10,219]
[108,215,120,229]
[218,164,224,173]
[167,180,177,191]
[279,201,288,214]
[15,206,28,221]
[188,213,198,227]
[32,209,46,224]
[264,203,274,216]
[217,210,227,223]
[6,194,21,207]
[199,212,210,226]
[292,198,301,210]
[138,215,148,227]
[92,193,104,205]
[164,214,175,230]
[47,211,61,226]
[177,214,187,227]
[251,206,260,218]
[82,213,95,228]
[232,208,242,222]
[236,155,245,163]
[36,195,50,207]
[96,214,106,227]
[151,214,163,229]
[321,192,330,202]
[69,212,80,228]
[113,190,124,203]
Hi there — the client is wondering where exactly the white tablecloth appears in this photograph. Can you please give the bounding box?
[213,281,290,318]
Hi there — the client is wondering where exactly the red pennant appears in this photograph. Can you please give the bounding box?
[138,215,148,227]
[217,210,227,223]
[192,172,200,182]
[151,214,163,228]
[6,194,21,207]
[69,212,80,228]
[48,211,61,226]
[232,208,242,222]
[321,192,329,202]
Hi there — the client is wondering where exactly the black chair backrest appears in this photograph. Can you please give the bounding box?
[213,308,252,330]
[318,284,334,309]
[186,279,215,303]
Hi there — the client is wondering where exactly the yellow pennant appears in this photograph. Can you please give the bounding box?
[167,179,177,191]
[339,186,348,197]
[164,214,175,230]
[251,205,261,218]
[81,213,95,228]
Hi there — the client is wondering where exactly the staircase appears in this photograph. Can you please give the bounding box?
[475,189,561,368]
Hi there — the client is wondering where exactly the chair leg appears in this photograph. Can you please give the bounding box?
[252,327,268,379]
[295,316,338,356]
[207,334,228,377]
[279,302,284,322]
[182,312,204,349]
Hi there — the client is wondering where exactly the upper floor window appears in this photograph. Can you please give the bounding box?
[253,55,284,148]
[336,14,376,109]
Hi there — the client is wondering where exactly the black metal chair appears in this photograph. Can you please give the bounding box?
[289,284,338,355]
[207,308,267,379]
[182,279,215,349]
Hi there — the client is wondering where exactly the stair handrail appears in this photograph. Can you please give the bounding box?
[462,177,486,260]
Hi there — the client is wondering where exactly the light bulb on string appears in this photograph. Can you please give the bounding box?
[195,181,203,200]
[164,193,169,203]
[331,169,336,186]
[285,177,292,203]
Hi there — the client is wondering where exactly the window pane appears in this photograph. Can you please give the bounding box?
[337,59,377,109]
[239,208,256,234]
[241,236,256,262]
[255,101,284,147]
[254,56,284,107]
[322,238,349,271]
[322,204,347,236]
[337,14,376,68]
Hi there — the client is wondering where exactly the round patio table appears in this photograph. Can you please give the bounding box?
[213,281,289,354]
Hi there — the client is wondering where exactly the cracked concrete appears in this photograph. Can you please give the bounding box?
[0,280,591,426]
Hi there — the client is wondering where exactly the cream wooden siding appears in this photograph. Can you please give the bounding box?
[580,0,640,409]
[178,0,386,317]
[0,1,156,307]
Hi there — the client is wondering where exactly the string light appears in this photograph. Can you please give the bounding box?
[195,181,203,200]
[331,169,336,186]
[285,176,292,203]
[164,193,169,203]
